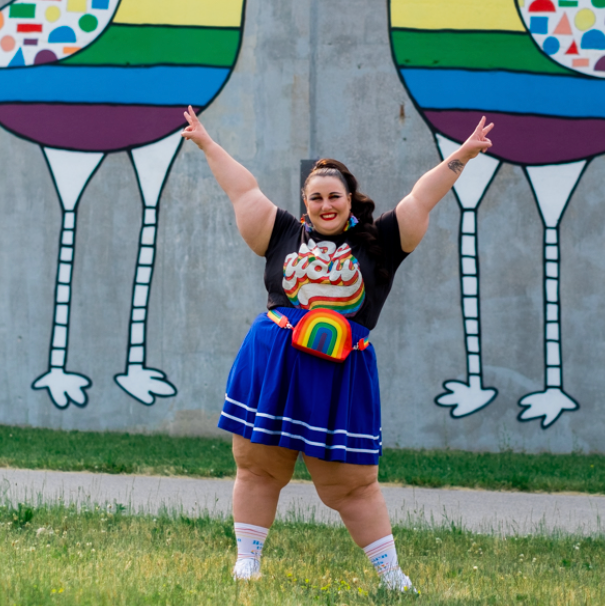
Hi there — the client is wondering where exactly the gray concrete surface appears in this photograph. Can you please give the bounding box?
[1,0,604,452]
[2,468,603,536]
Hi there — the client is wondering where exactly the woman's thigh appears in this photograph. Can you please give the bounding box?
[233,434,299,485]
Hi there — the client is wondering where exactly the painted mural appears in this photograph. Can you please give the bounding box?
[389,0,604,428]
[0,0,246,409]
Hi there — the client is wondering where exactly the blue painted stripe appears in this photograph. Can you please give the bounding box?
[402,68,605,118]
[0,65,230,105]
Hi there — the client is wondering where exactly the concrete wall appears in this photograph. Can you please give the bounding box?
[1,0,604,452]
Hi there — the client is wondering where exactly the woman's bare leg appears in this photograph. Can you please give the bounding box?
[232,434,299,527]
[303,454,415,591]
[302,455,391,547]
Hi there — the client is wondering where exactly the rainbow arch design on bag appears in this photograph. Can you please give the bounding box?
[292,310,353,362]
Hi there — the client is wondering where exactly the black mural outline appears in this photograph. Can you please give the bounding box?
[31,149,105,409]
[0,0,248,409]
[113,138,183,406]
[517,160,590,429]
[433,133,501,419]
[387,0,603,428]
[0,1,17,11]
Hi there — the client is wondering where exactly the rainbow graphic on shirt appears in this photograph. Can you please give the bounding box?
[291,309,352,362]
[282,239,365,317]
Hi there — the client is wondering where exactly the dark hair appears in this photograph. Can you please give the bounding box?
[303,159,389,283]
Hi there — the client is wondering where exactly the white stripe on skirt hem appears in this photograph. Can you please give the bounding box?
[220,413,380,454]
[225,394,380,440]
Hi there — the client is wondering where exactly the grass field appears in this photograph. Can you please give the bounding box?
[1,424,604,494]
[0,502,602,606]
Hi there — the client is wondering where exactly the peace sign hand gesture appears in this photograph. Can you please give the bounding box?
[181,105,213,151]
[459,116,494,161]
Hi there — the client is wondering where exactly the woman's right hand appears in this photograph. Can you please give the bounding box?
[181,106,213,150]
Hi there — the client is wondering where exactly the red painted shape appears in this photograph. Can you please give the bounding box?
[17,24,43,33]
[565,40,579,55]
[528,0,556,12]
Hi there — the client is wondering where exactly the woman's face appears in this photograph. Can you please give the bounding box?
[304,175,352,236]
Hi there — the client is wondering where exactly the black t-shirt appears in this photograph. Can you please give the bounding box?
[264,208,409,330]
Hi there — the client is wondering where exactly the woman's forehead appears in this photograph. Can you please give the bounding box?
[305,175,347,193]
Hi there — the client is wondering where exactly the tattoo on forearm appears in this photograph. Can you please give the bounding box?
[448,159,465,175]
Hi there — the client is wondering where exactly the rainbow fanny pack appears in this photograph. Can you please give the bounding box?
[267,308,370,363]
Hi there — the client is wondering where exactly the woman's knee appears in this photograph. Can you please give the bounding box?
[304,456,380,510]
[233,435,298,489]
[236,465,291,491]
[316,479,381,511]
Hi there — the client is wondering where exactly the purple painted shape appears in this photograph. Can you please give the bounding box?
[34,50,57,65]
[594,56,605,71]
[424,110,605,165]
[0,104,202,151]
[24,39,38,46]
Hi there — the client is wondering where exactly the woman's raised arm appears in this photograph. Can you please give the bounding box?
[395,117,494,253]
[181,106,277,256]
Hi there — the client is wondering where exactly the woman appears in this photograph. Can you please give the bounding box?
[181,107,493,592]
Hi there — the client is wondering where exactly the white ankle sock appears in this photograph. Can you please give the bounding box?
[363,534,400,576]
[234,522,269,562]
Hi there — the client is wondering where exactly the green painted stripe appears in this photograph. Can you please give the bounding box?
[64,25,240,67]
[391,29,573,76]
[9,3,36,18]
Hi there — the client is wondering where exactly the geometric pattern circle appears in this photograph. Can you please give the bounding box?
[0,0,119,68]
[518,0,605,77]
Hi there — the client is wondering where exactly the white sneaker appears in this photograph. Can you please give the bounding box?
[232,557,262,581]
[379,568,418,593]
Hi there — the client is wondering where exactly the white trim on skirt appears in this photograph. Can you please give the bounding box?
[221,411,382,454]
[226,394,381,440]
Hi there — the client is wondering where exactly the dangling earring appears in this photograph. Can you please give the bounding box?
[300,214,313,233]
[343,213,359,232]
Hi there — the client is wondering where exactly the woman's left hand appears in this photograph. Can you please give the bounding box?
[459,116,494,161]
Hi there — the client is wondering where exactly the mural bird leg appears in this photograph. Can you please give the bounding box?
[32,148,104,408]
[434,134,500,417]
[518,161,587,428]
[114,131,182,405]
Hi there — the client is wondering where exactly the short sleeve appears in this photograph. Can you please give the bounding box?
[375,209,409,275]
[264,208,301,259]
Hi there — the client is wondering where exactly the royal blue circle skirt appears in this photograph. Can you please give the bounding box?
[217,307,382,465]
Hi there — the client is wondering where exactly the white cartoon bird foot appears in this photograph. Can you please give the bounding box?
[518,387,579,429]
[435,377,497,418]
[114,364,176,405]
[32,368,91,409]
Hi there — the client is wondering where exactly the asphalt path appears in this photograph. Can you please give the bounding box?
[1,468,603,536]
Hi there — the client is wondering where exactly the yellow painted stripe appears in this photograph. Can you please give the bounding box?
[114,0,245,27]
[390,0,525,32]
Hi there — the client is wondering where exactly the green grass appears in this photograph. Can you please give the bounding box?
[1,424,604,494]
[0,503,602,605]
